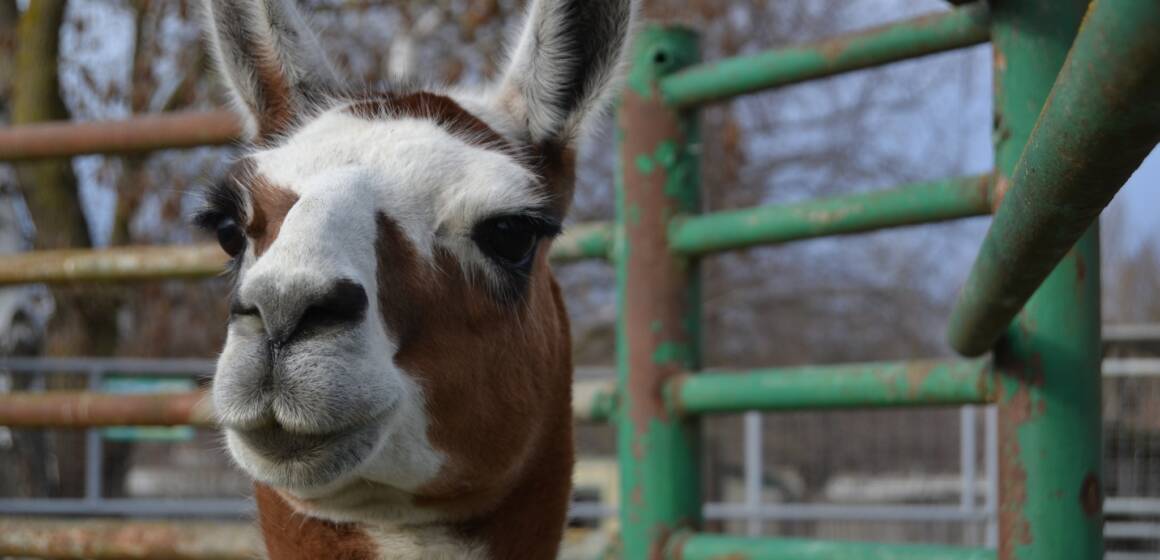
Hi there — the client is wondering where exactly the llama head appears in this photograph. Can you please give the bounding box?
[195,0,635,525]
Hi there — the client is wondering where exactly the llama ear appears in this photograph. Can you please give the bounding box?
[494,0,636,146]
[201,0,343,142]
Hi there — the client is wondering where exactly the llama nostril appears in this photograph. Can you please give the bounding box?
[288,279,369,341]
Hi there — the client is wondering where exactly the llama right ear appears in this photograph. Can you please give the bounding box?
[201,0,343,143]
[493,0,636,147]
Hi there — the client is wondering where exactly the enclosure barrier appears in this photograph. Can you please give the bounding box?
[0,518,261,560]
[0,223,614,285]
[612,0,1157,559]
[1,1,1158,559]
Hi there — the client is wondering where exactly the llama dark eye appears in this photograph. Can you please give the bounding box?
[216,219,246,258]
[474,217,540,268]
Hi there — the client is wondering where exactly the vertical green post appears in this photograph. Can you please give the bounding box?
[615,25,702,560]
[991,2,1103,559]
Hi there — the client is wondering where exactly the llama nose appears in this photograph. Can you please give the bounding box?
[236,278,369,346]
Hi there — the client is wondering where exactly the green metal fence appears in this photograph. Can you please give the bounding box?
[607,1,1160,559]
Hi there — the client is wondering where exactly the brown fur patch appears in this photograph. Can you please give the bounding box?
[255,483,378,559]
[246,176,299,257]
[373,214,575,559]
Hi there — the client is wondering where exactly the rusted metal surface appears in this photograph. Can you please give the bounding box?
[665,531,996,560]
[984,1,1105,559]
[947,0,1160,357]
[0,244,228,286]
[0,391,216,428]
[659,3,989,108]
[669,174,993,257]
[0,222,614,286]
[616,25,703,560]
[665,358,995,415]
[0,110,242,162]
[0,518,261,560]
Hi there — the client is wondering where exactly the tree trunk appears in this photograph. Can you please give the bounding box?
[12,0,121,498]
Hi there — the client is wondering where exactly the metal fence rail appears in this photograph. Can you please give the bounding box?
[0,518,261,560]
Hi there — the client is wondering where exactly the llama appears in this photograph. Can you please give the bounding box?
[194,1,635,558]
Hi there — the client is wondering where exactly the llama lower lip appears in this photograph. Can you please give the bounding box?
[234,415,384,467]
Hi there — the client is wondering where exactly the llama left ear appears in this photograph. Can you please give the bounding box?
[494,0,637,146]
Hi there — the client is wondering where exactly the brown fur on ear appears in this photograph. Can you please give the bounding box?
[254,483,377,560]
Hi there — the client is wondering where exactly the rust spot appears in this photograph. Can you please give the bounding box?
[991,173,1012,212]
[1080,472,1102,517]
[1075,252,1086,283]
[998,382,1033,560]
[904,361,935,400]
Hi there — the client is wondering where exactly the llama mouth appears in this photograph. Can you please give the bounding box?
[228,413,389,490]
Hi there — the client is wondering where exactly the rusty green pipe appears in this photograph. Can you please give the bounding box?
[0,110,242,162]
[0,391,216,428]
[669,174,992,257]
[983,1,1104,559]
[0,518,261,560]
[616,25,703,560]
[666,532,996,560]
[947,0,1160,357]
[660,3,990,108]
[665,358,994,416]
[0,222,613,286]
[551,221,615,263]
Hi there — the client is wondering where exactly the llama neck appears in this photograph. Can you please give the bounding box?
[254,417,574,559]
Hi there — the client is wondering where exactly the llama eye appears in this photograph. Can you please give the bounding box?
[474,217,539,268]
[216,219,246,258]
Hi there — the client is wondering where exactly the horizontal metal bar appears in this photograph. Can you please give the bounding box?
[1105,522,1160,540]
[1106,497,1160,517]
[0,518,261,560]
[667,532,996,560]
[0,499,254,517]
[1107,554,1160,560]
[0,110,242,162]
[1104,323,1160,343]
[0,382,613,427]
[0,357,216,375]
[660,3,990,107]
[0,391,216,428]
[0,222,614,287]
[573,379,616,423]
[666,358,995,415]
[947,0,1160,356]
[704,503,992,523]
[550,221,614,263]
[0,244,228,286]
[1103,358,1160,377]
[669,174,992,257]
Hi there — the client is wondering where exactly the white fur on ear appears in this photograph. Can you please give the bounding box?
[201,0,343,141]
[494,0,637,145]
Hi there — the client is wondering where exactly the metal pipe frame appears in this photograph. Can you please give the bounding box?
[665,532,996,560]
[947,0,1160,356]
[659,2,990,108]
[0,222,613,286]
[615,25,704,559]
[985,2,1104,559]
[665,359,995,415]
[0,518,261,560]
[0,110,242,162]
[0,499,254,517]
[0,391,215,428]
[669,174,993,257]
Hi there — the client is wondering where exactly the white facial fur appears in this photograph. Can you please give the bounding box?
[212,105,543,521]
